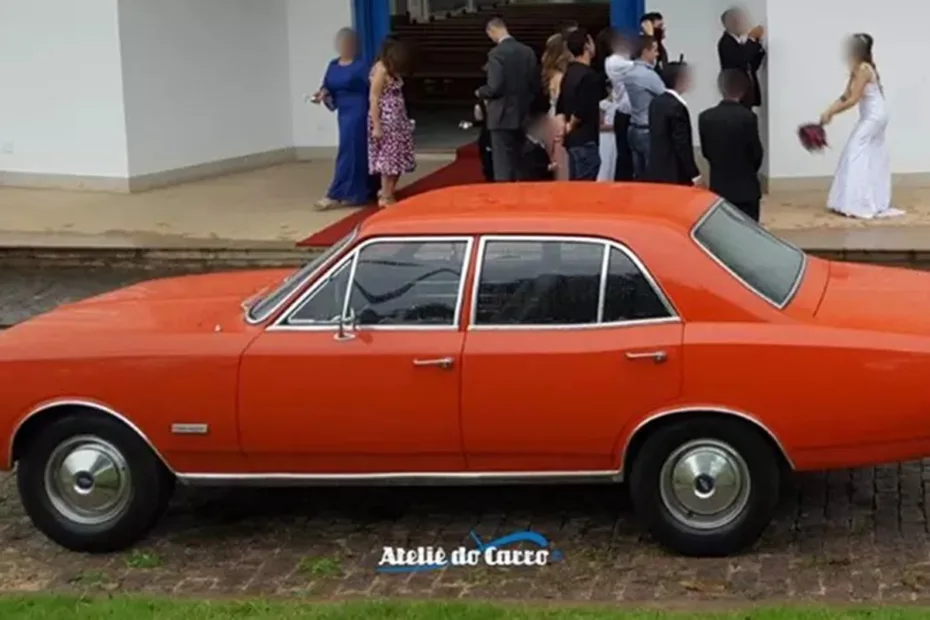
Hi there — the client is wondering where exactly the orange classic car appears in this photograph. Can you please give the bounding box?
[2,183,929,557]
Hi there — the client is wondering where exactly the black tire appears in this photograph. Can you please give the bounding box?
[628,417,780,557]
[16,413,175,553]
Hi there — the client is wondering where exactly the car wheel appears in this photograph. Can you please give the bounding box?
[628,418,780,557]
[16,413,175,553]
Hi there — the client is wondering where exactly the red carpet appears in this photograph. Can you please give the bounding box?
[297,142,483,247]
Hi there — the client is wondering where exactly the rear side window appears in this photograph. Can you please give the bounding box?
[473,238,673,326]
[692,200,805,307]
[475,240,602,325]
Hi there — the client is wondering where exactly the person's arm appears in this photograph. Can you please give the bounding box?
[369,62,387,138]
[672,105,700,182]
[312,60,335,105]
[552,71,565,115]
[718,35,750,70]
[476,50,505,99]
[567,71,599,133]
[604,56,626,89]
[747,113,764,171]
[747,40,766,71]
[646,70,666,96]
[599,100,614,132]
[821,64,870,124]
[698,111,710,161]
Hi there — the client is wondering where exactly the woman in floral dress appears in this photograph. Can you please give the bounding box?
[368,37,416,206]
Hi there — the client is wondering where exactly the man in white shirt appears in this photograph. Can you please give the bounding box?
[604,31,635,180]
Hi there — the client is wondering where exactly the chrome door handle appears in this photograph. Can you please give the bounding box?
[625,350,668,364]
[413,357,455,369]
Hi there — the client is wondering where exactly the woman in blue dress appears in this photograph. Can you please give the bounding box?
[312,28,371,210]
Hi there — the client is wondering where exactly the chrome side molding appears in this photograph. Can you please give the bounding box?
[177,469,623,487]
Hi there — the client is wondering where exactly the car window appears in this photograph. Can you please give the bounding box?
[247,226,357,322]
[692,200,805,307]
[346,240,469,326]
[602,247,672,322]
[288,260,352,324]
[475,240,603,325]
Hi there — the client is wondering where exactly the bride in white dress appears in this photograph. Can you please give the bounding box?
[819,33,903,219]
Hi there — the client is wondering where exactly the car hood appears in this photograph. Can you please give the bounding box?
[815,261,930,334]
[8,269,292,334]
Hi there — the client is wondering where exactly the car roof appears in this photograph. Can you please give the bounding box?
[359,182,717,237]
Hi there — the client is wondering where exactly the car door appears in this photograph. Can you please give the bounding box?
[238,236,473,475]
[461,236,684,473]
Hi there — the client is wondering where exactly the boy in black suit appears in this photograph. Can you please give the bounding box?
[698,69,764,221]
[646,61,700,186]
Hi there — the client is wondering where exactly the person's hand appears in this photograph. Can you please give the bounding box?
[474,89,481,98]
[310,89,327,104]
[547,161,559,171]
[473,104,484,121]
[748,25,764,40]
[819,110,834,126]
[372,125,383,139]
[641,20,654,35]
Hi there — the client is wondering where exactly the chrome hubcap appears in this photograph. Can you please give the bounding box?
[44,436,132,525]
[658,439,750,530]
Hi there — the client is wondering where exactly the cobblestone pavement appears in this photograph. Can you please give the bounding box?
[2,266,930,603]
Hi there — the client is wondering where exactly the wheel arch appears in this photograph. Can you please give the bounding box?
[620,407,795,480]
[9,399,175,474]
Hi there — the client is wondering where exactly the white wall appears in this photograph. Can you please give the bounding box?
[287,0,354,149]
[646,1,770,172]
[645,0,734,144]
[118,0,293,176]
[766,0,926,179]
[0,0,129,177]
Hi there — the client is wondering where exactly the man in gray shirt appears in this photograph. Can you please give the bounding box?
[622,35,665,179]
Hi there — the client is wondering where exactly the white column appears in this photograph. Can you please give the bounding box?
[467,0,476,11]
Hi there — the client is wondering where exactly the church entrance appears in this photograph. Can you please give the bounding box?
[358,0,640,152]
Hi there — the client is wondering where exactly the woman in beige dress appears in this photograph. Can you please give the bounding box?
[541,34,571,180]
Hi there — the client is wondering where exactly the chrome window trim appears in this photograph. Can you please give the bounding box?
[690,199,807,310]
[270,235,474,332]
[467,234,680,331]
[244,226,359,325]
[619,405,796,476]
[7,398,175,473]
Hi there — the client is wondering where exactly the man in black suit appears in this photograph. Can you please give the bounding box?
[718,8,765,109]
[640,12,669,73]
[698,69,764,221]
[556,29,602,181]
[646,62,700,186]
[476,17,541,182]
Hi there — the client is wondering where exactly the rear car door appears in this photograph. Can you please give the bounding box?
[461,236,684,473]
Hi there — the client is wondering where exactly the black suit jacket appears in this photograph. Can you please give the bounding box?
[698,100,763,203]
[476,37,541,130]
[718,33,765,107]
[646,92,699,185]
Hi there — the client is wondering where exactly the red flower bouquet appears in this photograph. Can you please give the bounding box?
[798,123,828,152]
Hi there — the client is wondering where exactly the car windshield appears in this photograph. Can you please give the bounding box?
[692,200,806,307]
[245,227,358,322]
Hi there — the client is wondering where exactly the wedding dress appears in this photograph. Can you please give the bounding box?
[826,67,902,219]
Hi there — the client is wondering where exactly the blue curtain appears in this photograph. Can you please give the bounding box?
[610,0,645,35]
[354,0,391,68]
